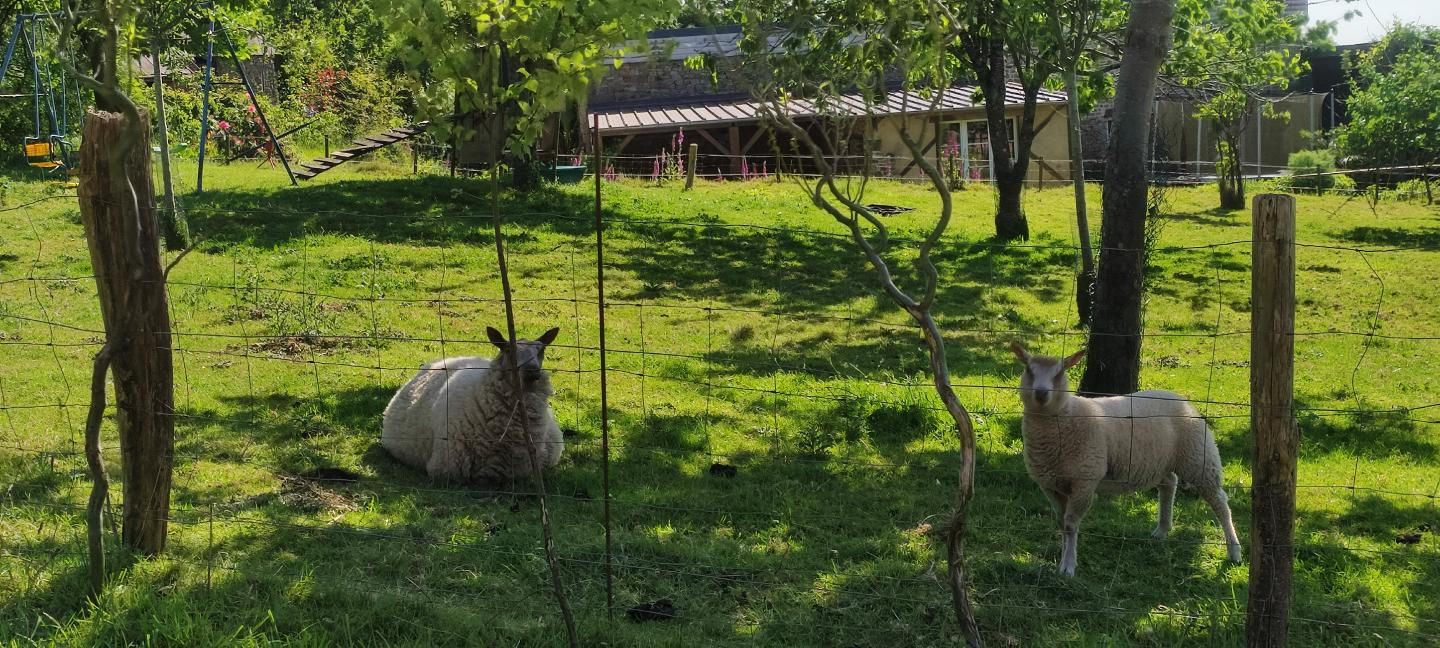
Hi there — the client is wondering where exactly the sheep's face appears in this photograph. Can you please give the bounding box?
[1009,343,1085,413]
[488,326,560,385]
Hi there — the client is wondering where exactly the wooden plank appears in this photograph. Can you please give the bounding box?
[738,126,767,155]
[695,128,729,155]
[612,133,635,155]
[728,126,742,174]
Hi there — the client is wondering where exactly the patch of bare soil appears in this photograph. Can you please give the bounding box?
[228,331,354,359]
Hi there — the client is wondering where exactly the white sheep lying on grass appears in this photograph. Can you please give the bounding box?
[1010,343,1242,577]
[381,327,563,483]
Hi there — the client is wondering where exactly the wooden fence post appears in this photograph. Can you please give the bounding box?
[685,143,698,190]
[77,109,175,556]
[1247,193,1298,646]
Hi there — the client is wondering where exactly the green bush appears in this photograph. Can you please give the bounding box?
[1284,149,1336,191]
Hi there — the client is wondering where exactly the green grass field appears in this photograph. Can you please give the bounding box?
[2,157,1437,646]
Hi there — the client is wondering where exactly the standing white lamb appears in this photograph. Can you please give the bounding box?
[1009,342,1242,577]
[381,327,563,483]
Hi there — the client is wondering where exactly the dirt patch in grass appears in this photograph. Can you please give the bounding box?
[275,474,359,513]
[228,331,356,359]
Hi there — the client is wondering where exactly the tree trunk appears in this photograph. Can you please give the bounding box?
[77,109,175,556]
[994,167,1028,241]
[1064,69,1095,325]
[983,60,1029,242]
[1079,0,1176,397]
[964,0,1029,242]
[1218,135,1246,209]
[151,29,187,249]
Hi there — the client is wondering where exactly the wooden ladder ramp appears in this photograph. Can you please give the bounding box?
[294,121,429,180]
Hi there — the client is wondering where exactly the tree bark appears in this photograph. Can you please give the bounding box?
[85,343,116,597]
[1064,69,1095,325]
[1079,0,1176,397]
[1218,134,1246,209]
[962,0,1030,242]
[77,109,175,556]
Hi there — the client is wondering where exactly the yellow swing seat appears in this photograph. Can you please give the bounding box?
[24,138,65,170]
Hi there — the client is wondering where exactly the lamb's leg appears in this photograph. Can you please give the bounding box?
[1042,487,1069,567]
[1059,483,1096,577]
[1042,487,1067,525]
[1152,472,1178,539]
[1200,485,1243,563]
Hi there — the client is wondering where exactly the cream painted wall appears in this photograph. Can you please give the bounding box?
[868,104,1072,184]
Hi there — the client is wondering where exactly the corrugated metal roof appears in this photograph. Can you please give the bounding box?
[594,84,1067,135]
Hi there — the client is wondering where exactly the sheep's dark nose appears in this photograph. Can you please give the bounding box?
[1033,390,1050,405]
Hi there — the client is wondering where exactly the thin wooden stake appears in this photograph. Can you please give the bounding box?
[594,113,615,618]
[490,100,579,648]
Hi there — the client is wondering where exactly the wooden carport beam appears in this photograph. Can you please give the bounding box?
[739,127,767,159]
[729,126,742,175]
[695,128,730,155]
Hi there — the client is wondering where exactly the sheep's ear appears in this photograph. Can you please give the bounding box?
[536,327,560,346]
[1008,342,1029,364]
[486,327,508,348]
[1063,349,1087,369]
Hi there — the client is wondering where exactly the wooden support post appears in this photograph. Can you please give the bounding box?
[728,126,742,177]
[1247,193,1298,647]
[77,110,175,557]
[685,143,697,190]
[774,135,783,183]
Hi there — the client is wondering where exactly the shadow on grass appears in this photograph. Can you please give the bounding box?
[1296,396,1438,462]
[1333,226,1440,252]
[1293,494,1440,637]
[183,175,598,248]
[6,393,1431,644]
[1168,207,1249,229]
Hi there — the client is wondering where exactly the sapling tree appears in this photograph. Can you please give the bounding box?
[1043,0,1125,325]
[1335,24,1440,202]
[1167,0,1303,209]
[373,0,676,184]
[740,3,983,643]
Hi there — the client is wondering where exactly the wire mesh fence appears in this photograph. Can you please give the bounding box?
[1,166,1437,644]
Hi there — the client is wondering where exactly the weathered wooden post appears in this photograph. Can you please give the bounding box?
[1247,193,1298,647]
[685,142,698,190]
[77,109,175,556]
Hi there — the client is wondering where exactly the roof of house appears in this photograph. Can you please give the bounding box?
[593,83,1067,135]
[618,25,745,62]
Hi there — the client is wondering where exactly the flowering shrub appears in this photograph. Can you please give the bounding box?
[942,129,965,189]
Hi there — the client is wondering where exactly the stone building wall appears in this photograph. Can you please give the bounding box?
[590,56,748,106]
